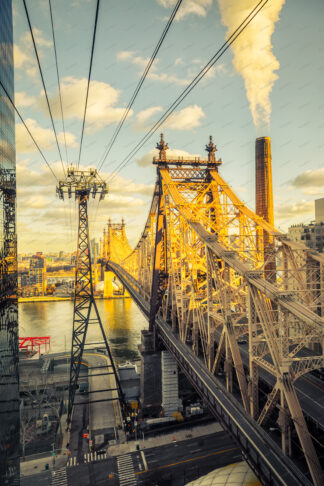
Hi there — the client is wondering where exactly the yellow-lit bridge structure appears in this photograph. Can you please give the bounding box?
[105,136,324,486]
[99,219,132,297]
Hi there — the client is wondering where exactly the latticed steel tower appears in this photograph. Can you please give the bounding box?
[57,167,124,425]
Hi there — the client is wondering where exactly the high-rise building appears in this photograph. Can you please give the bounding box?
[0,0,20,483]
[315,197,324,224]
[29,254,47,295]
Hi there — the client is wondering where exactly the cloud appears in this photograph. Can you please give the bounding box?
[15,91,36,108]
[14,44,37,78]
[164,105,205,130]
[217,0,285,128]
[117,51,191,86]
[136,147,201,167]
[14,28,52,79]
[15,118,77,154]
[20,27,52,49]
[134,104,204,131]
[41,77,129,133]
[275,200,314,221]
[157,0,212,20]
[16,159,153,252]
[291,169,324,189]
[135,106,163,129]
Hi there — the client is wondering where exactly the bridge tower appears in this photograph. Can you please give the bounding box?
[56,167,124,426]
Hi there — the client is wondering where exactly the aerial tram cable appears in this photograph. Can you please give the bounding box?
[22,0,66,176]
[0,79,58,182]
[48,0,69,165]
[48,0,75,241]
[104,0,269,184]
[96,0,183,172]
[77,0,101,169]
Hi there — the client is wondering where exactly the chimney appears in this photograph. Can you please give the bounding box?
[255,137,274,226]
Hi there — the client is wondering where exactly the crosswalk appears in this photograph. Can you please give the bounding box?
[67,451,109,467]
[52,466,68,486]
[117,454,137,486]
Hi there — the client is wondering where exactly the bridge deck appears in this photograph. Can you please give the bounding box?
[108,261,313,486]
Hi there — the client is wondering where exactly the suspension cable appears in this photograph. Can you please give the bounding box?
[48,0,69,165]
[105,0,269,184]
[77,0,101,168]
[96,0,183,172]
[22,0,65,176]
[0,79,58,182]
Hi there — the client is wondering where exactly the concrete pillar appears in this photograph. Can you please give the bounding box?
[161,351,179,416]
[139,331,161,414]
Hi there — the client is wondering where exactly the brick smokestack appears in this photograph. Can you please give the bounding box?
[255,136,274,226]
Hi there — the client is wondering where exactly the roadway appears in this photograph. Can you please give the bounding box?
[85,352,124,448]
[136,430,240,485]
[66,351,124,467]
[64,429,240,486]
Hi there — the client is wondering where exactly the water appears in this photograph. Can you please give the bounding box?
[19,298,148,363]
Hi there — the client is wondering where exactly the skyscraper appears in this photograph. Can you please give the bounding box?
[0,0,20,484]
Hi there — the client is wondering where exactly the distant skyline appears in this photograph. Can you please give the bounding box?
[12,0,324,252]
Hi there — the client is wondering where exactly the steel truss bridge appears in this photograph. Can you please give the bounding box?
[104,136,324,486]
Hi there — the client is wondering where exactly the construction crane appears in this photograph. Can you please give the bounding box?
[56,167,124,426]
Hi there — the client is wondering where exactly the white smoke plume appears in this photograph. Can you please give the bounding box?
[217,0,285,129]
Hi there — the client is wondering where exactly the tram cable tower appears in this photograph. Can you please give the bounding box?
[57,167,125,426]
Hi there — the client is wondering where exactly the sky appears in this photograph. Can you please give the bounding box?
[11,0,324,253]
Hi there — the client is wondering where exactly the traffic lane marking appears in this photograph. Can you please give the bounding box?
[134,446,239,474]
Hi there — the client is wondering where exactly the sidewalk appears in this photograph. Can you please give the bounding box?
[20,453,67,477]
[107,421,223,456]
[21,413,70,478]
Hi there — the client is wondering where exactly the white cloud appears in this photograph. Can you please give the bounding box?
[16,118,77,154]
[16,160,153,252]
[21,27,52,48]
[14,44,37,78]
[117,51,190,86]
[14,28,52,80]
[135,106,163,129]
[15,91,36,108]
[157,0,212,19]
[41,77,129,133]
[174,57,183,66]
[164,105,205,130]
[116,51,135,61]
[275,200,314,221]
[134,104,204,132]
[136,147,201,167]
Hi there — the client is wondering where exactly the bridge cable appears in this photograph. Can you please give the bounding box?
[96,0,183,173]
[22,0,65,176]
[104,0,269,184]
[0,79,58,182]
[48,0,69,166]
[76,0,101,169]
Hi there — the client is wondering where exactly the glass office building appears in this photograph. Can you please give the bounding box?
[0,0,20,484]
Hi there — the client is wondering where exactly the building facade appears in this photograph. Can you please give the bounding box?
[0,0,20,483]
[29,254,47,294]
[288,222,324,253]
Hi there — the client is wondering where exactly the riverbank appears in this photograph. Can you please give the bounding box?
[18,295,131,303]
[19,296,71,303]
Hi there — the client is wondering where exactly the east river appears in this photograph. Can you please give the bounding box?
[19,298,148,362]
